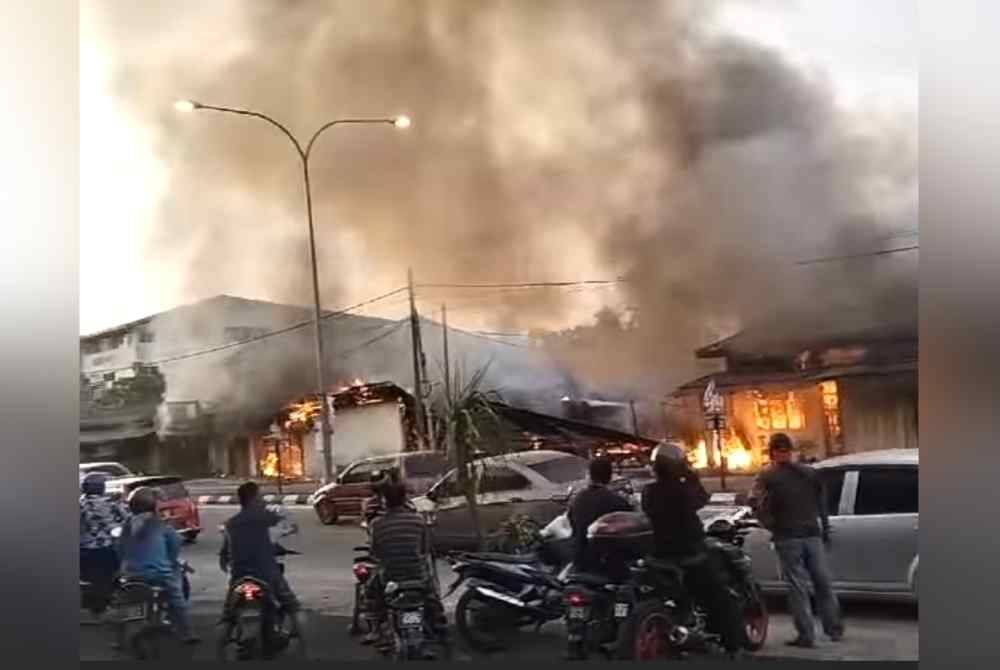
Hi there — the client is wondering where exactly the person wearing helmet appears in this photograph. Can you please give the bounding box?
[80,473,130,615]
[119,486,198,644]
[641,441,746,657]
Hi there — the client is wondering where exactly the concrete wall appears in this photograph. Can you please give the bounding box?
[840,373,919,452]
[300,401,406,478]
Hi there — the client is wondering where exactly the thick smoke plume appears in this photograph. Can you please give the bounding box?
[87,0,917,400]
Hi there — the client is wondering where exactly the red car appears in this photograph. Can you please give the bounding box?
[105,475,202,543]
[310,451,449,525]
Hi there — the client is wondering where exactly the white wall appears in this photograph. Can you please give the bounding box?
[301,401,405,478]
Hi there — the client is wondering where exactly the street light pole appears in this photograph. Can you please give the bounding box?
[175,100,410,483]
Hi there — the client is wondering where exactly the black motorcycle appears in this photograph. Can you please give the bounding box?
[110,561,195,660]
[615,517,769,660]
[215,543,306,660]
[447,514,571,652]
[379,577,450,661]
[350,542,379,639]
[562,510,652,660]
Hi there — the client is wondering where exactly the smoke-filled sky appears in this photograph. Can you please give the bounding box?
[81,0,917,389]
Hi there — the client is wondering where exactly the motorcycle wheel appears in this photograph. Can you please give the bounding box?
[742,583,769,652]
[614,600,673,661]
[455,589,519,652]
[131,627,170,660]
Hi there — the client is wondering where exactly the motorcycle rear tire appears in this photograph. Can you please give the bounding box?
[132,627,170,660]
[742,582,768,652]
[614,599,674,661]
[455,588,518,652]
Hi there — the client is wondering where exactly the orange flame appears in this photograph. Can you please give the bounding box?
[692,435,754,471]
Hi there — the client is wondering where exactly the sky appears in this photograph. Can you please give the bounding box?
[79,0,917,336]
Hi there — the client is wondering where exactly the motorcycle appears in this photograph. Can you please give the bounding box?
[615,516,769,660]
[562,511,652,660]
[216,508,306,660]
[446,512,572,652]
[110,561,195,660]
[358,499,449,660]
[350,542,379,639]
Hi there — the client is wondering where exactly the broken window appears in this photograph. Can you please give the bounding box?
[820,380,843,452]
[752,390,806,431]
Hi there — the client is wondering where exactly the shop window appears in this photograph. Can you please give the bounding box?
[752,390,806,431]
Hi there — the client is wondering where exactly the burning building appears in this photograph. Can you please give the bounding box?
[248,381,422,480]
[670,311,918,472]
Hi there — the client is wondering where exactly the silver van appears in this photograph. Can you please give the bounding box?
[745,448,918,603]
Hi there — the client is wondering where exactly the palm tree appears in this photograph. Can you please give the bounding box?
[438,361,504,550]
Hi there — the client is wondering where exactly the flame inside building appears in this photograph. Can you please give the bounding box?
[691,435,754,472]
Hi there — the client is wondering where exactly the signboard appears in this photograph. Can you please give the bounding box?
[703,379,724,414]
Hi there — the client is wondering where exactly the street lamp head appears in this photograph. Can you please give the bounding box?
[174,99,200,113]
[393,115,411,129]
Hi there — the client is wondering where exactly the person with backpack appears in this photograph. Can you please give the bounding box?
[749,433,844,648]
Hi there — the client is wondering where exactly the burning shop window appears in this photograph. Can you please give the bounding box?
[820,380,843,446]
[752,390,805,431]
[255,437,304,479]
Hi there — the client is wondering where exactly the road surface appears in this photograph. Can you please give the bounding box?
[80,506,917,661]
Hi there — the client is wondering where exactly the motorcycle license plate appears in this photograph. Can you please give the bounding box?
[401,611,423,626]
[119,604,146,622]
[568,606,589,620]
[614,603,630,618]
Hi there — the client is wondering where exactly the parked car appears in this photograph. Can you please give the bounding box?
[743,448,919,603]
[413,450,632,551]
[309,450,450,525]
[79,461,135,483]
[104,475,202,543]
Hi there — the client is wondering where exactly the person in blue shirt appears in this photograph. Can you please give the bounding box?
[118,486,199,644]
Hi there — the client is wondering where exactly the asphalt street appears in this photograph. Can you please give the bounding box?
[80,506,918,661]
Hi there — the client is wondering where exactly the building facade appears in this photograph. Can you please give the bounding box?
[670,317,918,472]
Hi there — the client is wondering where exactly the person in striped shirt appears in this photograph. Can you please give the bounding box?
[370,483,446,645]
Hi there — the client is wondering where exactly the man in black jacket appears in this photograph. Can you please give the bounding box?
[567,457,633,574]
[642,442,745,657]
[219,482,303,632]
[750,433,843,648]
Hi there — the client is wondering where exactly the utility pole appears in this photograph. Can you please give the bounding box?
[442,304,452,404]
[408,268,428,448]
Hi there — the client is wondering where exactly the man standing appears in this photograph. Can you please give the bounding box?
[567,456,633,575]
[750,433,844,648]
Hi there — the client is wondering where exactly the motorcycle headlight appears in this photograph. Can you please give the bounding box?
[384,581,399,595]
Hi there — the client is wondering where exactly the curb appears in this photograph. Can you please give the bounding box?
[196,494,312,506]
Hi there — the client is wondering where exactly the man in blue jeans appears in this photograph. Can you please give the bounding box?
[118,486,199,645]
[750,433,844,648]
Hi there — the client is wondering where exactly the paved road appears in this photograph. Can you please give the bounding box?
[80,507,918,661]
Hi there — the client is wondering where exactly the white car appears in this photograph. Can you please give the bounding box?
[744,448,919,603]
[79,461,134,483]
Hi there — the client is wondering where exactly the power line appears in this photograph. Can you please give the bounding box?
[416,279,625,289]
[83,287,408,376]
[336,320,408,359]
[796,246,919,266]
